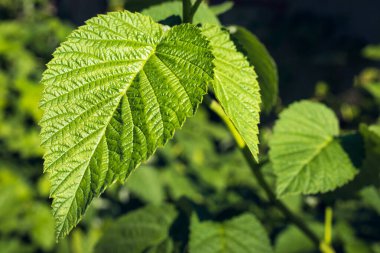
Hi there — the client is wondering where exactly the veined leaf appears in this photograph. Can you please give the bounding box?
[142,1,220,25]
[189,213,273,253]
[201,25,261,161]
[229,26,278,112]
[269,101,357,197]
[95,204,177,253]
[39,11,214,239]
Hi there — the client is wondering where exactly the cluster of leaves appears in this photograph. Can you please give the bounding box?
[2,0,380,252]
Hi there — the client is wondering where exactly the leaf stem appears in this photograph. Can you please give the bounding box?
[205,96,321,249]
[320,207,335,253]
[182,0,203,23]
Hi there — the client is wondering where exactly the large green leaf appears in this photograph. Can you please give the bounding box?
[189,213,273,253]
[269,101,357,197]
[201,25,261,161]
[95,204,177,253]
[229,26,278,112]
[142,1,220,25]
[39,11,214,239]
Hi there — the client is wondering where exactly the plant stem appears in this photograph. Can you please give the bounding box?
[182,0,203,23]
[205,96,321,248]
[190,0,203,18]
[182,0,192,23]
[320,207,335,253]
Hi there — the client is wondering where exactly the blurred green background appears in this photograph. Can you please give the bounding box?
[0,0,380,252]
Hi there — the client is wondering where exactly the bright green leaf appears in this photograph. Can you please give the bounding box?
[201,24,261,161]
[189,213,273,253]
[94,204,177,253]
[142,1,220,25]
[269,101,357,197]
[229,26,278,112]
[39,11,214,239]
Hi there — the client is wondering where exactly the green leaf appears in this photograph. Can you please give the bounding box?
[360,186,380,215]
[210,1,234,15]
[275,222,324,253]
[39,11,214,239]
[94,204,177,253]
[358,124,380,188]
[201,25,261,161]
[142,1,220,25]
[269,101,357,197]
[362,44,380,61]
[189,213,273,253]
[229,26,278,112]
[126,166,165,204]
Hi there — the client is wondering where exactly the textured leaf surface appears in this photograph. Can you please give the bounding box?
[39,11,214,239]
[269,101,357,197]
[201,25,261,160]
[189,214,273,253]
[229,26,278,112]
[95,204,177,253]
[142,1,220,25]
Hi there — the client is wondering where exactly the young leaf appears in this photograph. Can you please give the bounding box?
[229,26,278,113]
[189,213,273,253]
[201,25,261,161]
[39,11,214,239]
[95,204,177,253]
[269,101,357,197]
[142,1,220,25]
[210,1,234,16]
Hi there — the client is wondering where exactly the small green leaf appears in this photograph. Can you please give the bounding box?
[210,1,234,15]
[189,213,273,253]
[362,44,380,61]
[229,26,278,112]
[40,11,214,239]
[201,24,261,161]
[142,1,220,25]
[269,101,357,197]
[95,204,177,253]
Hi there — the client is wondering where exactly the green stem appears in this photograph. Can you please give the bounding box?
[320,207,335,253]
[190,0,203,17]
[182,0,203,23]
[182,0,192,23]
[205,96,321,249]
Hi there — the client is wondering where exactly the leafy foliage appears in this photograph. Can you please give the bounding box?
[269,101,357,197]
[189,214,273,253]
[2,0,380,252]
[95,204,177,253]
[40,10,214,239]
[202,24,261,160]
